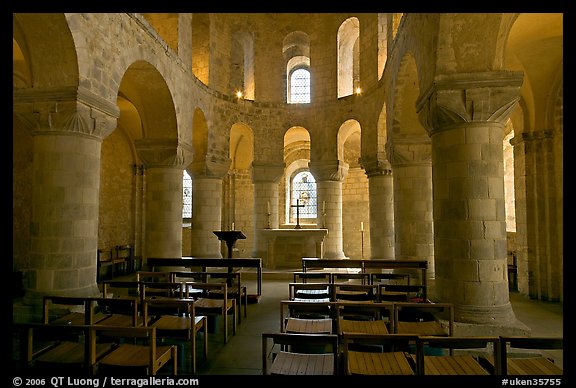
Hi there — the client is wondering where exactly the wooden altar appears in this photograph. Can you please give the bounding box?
[260,228,328,269]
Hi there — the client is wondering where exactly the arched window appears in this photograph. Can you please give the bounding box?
[290,170,317,222]
[290,68,311,104]
[182,170,192,219]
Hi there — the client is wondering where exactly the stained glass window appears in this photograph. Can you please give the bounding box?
[291,171,317,220]
[183,170,192,219]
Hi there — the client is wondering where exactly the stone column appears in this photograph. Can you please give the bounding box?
[417,71,523,326]
[389,137,435,278]
[361,158,395,260]
[309,160,349,259]
[187,157,231,257]
[13,89,118,306]
[251,161,284,266]
[136,139,193,259]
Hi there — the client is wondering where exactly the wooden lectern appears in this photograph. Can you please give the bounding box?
[213,230,247,258]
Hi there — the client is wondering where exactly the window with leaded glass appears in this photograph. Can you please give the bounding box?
[290,171,317,221]
[183,170,192,219]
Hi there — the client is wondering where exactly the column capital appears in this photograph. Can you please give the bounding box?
[251,161,285,183]
[309,159,349,182]
[188,155,231,179]
[416,71,523,135]
[360,157,392,177]
[135,138,193,169]
[388,136,432,167]
[13,86,119,139]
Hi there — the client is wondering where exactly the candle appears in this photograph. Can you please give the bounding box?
[232,222,235,230]
[267,201,271,214]
[322,201,326,214]
[360,221,364,232]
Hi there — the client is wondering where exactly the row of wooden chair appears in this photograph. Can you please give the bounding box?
[294,271,412,286]
[14,321,179,375]
[280,300,454,337]
[289,282,428,304]
[262,332,564,375]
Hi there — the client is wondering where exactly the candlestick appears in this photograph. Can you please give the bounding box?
[267,201,271,215]
[322,201,326,215]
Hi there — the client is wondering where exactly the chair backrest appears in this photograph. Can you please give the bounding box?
[101,280,141,299]
[415,335,501,375]
[136,271,169,282]
[293,271,332,283]
[90,296,139,326]
[370,272,410,286]
[331,272,371,285]
[499,336,563,375]
[143,298,195,323]
[139,281,185,300]
[280,300,337,330]
[378,284,427,302]
[288,282,332,301]
[393,302,454,336]
[332,283,378,302]
[261,332,339,375]
[335,301,395,329]
[43,296,93,324]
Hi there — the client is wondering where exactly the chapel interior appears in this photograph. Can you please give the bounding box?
[12,12,564,376]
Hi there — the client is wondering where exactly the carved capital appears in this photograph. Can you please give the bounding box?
[13,86,119,139]
[388,136,432,166]
[251,161,285,183]
[188,155,231,179]
[135,138,193,169]
[360,157,392,177]
[416,71,523,135]
[309,159,349,182]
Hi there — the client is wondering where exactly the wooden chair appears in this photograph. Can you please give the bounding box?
[90,296,143,328]
[280,300,337,334]
[172,271,248,323]
[497,336,563,375]
[414,336,501,375]
[183,282,237,344]
[341,333,418,375]
[331,272,371,285]
[332,283,378,302]
[288,282,333,302]
[97,248,126,282]
[143,298,208,374]
[293,271,332,283]
[140,281,185,301]
[92,325,177,376]
[370,272,410,286]
[335,301,395,336]
[393,302,454,337]
[115,244,141,274]
[101,280,141,300]
[43,296,105,326]
[13,322,113,375]
[377,284,427,302]
[261,332,339,375]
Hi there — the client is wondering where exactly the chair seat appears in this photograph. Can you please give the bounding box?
[270,351,335,375]
[99,344,174,368]
[422,355,490,375]
[35,342,113,365]
[347,350,415,375]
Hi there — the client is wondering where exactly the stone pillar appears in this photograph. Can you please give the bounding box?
[417,71,523,326]
[251,161,284,266]
[136,139,193,259]
[361,158,395,260]
[13,89,118,306]
[389,138,435,278]
[309,160,349,259]
[186,157,230,258]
